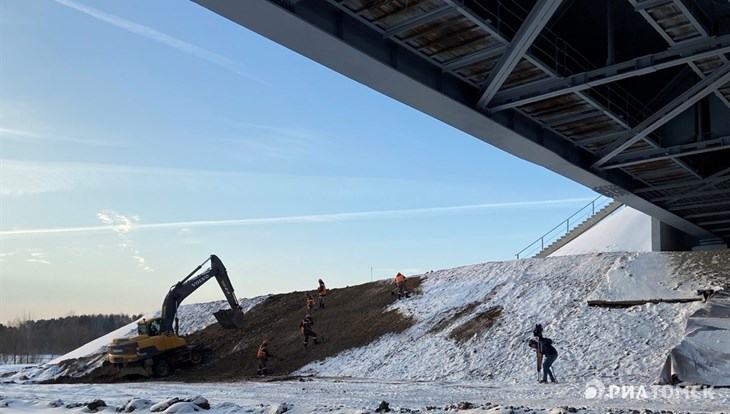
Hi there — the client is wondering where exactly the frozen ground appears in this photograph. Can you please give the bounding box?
[1,377,728,414]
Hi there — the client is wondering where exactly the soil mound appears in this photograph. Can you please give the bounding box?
[76,277,422,382]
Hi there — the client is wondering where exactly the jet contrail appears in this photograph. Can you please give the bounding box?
[52,0,267,84]
[0,198,593,237]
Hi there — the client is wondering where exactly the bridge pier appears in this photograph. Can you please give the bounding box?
[652,219,727,252]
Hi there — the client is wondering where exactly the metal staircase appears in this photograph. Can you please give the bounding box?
[516,196,624,259]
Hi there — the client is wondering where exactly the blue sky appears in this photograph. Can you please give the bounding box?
[0,0,597,323]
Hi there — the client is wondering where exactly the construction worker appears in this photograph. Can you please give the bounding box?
[393,272,408,299]
[256,339,274,377]
[305,293,315,311]
[528,337,558,383]
[299,314,319,349]
[317,278,327,309]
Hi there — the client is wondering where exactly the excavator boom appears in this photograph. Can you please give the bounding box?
[161,254,244,332]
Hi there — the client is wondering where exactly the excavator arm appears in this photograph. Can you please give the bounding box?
[160,254,244,333]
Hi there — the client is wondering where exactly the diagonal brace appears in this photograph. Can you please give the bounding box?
[591,63,730,169]
[476,0,563,109]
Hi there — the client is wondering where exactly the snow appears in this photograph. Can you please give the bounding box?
[0,378,728,413]
[550,207,652,257]
[587,253,700,302]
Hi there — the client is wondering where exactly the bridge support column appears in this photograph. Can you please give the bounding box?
[652,218,727,251]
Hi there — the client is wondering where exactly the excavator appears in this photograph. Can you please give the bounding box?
[106,254,244,377]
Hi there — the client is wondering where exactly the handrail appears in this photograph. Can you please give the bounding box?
[515,196,613,259]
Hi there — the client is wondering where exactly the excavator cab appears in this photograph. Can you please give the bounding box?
[137,318,162,337]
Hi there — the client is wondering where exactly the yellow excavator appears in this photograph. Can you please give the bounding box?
[106,254,244,377]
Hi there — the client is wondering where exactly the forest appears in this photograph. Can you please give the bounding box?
[0,313,140,364]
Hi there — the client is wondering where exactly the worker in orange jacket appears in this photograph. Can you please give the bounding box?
[256,340,274,377]
[317,278,327,309]
[393,272,409,299]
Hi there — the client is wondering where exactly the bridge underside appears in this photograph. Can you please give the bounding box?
[194,0,730,247]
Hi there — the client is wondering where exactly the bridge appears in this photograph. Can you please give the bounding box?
[193,0,730,250]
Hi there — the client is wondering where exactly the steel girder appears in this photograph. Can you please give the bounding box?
[192,0,727,243]
[475,0,563,109]
[489,34,730,111]
[592,63,730,168]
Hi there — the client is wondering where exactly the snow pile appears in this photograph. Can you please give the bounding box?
[550,207,651,256]
[296,252,715,384]
[587,252,701,303]
[2,296,267,383]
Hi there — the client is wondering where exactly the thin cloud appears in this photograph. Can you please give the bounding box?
[0,127,119,146]
[0,198,593,237]
[96,210,153,272]
[27,250,51,265]
[52,0,267,84]
[0,159,239,197]
[219,120,328,160]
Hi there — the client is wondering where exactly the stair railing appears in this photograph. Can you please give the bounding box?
[515,196,613,259]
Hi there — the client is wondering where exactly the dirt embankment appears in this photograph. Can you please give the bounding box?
[79,277,423,383]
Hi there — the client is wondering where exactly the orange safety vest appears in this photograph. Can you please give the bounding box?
[395,273,406,283]
[257,344,267,359]
[318,284,327,297]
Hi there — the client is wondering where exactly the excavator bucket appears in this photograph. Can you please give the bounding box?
[214,308,244,329]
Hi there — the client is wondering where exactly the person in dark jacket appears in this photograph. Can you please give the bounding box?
[529,337,558,383]
[256,340,274,377]
[299,314,320,349]
[305,293,315,311]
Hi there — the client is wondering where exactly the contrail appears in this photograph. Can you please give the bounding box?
[0,198,592,237]
[52,0,267,84]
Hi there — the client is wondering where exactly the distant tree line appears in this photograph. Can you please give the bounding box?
[0,313,141,364]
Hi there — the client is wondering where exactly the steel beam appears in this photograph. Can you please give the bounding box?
[489,34,730,111]
[670,200,730,211]
[546,110,603,127]
[383,5,455,38]
[652,188,730,202]
[664,167,730,206]
[685,211,730,219]
[442,46,506,72]
[592,63,730,169]
[698,219,730,225]
[633,0,673,11]
[672,0,709,37]
[630,0,730,110]
[634,175,730,194]
[476,0,563,109]
[601,135,730,169]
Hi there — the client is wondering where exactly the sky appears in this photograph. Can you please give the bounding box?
[0,0,599,324]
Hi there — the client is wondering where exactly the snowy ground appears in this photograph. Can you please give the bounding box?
[1,377,728,414]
